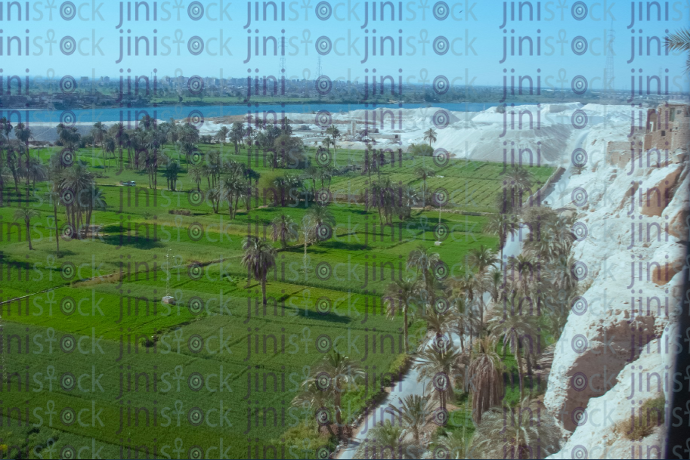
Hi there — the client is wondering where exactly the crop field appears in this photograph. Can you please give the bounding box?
[0,140,553,458]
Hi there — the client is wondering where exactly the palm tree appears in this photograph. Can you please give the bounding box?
[420,307,453,346]
[502,166,533,212]
[448,270,487,336]
[313,351,364,439]
[503,166,532,190]
[22,156,47,189]
[14,123,32,199]
[436,429,468,459]
[14,208,40,250]
[271,214,298,249]
[467,336,504,424]
[415,166,436,208]
[322,137,333,153]
[46,184,61,257]
[484,212,519,266]
[414,346,462,411]
[5,141,21,196]
[353,420,425,459]
[487,309,538,401]
[188,165,203,191]
[164,161,181,191]
[214,126,230,144]
[307,204,336,231]
[384,278,420,353]
[241,237,277,306]
[407,245,441,301]
[546,253,578,297]
[467,245,498,276]
[450,295,478,353]
[300,214,316,272]
[290,380,335,435]
[472,396,562,459]
[386,394,437,444]
[59,163,95,231]
[507,254,540,295]
[666,28,690,72]
[486,267,504,304]
[423,128,437,146]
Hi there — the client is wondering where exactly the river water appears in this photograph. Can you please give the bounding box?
[4,102,515,125]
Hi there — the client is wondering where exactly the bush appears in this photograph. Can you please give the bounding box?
[616,394,665,441]
[168,209,192,216]
[273,420,335,458]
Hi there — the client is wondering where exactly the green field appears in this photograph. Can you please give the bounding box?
[0,138,553,458]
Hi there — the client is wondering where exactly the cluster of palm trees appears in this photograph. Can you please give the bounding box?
[0,118,107,254]
[0,119,47,202]
[321,125,341,162]
[347,170,578,457]
[239,204,337,306]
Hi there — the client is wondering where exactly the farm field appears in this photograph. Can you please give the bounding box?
[0,136,554,458]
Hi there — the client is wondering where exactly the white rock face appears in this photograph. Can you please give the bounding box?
[539,104,688,457]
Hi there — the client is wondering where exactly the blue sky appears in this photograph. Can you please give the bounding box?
[2,0,688,90]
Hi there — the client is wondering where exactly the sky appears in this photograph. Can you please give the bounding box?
[1,0,688,91]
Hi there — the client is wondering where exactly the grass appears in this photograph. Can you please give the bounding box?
[0,141,554,457]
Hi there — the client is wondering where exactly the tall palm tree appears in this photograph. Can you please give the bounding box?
[312,351,364,439]
[472,396,562,459]
[103,136,116,171]
[484,212,519,266]
[5,141,21,196]
[300,214,316,269]
[386,394,437,444]
[407,245,441,301]
[502,166,533,212]
[214,126,230,144]
[468,336,503,424]
[14,123,32,199]
[322,137,333,153]
[487,310,538,401]
[164,161,181,191]
[384,278,420,353]
[59,163,95,231]
[188,165,203,191]
[450,271,487,334]
[271,214,298,249]
[450,295,477,353]
[507,254,540,295]
[306,204,336,235]
[290,380,335,435]
[467,245,498,276]
[415,166,436,208]
[424,128,437,147]
[666,28,690,72]
[46,185,61,257]
[486,267,504,304]
[14,208,40,250]
[241,237,277,306]
[414,346,462,411]
[420,307,453,346]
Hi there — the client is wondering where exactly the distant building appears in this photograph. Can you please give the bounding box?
[644,103,690,152]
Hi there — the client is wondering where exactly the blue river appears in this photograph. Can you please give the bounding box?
[3,102,514,125]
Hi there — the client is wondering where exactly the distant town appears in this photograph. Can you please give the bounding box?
[0,74,686,110]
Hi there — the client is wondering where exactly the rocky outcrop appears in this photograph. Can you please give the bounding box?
[543,104,688,458]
